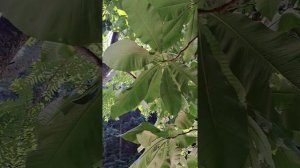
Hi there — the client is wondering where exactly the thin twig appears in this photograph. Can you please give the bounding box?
[127,72,137,79]
[198,0,239,14]
[168,129,198,139]
[169,36,198,61]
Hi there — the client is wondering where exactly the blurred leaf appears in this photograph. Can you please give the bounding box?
[0,0,101,45]
[26,88,101,168]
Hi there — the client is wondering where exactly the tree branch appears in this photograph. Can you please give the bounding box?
[169,36,198,61]
[198,0,239,14]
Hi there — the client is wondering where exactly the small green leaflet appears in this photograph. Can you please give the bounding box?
[110,66,160,119]
[103,39,153,71]
[160,67,182,116]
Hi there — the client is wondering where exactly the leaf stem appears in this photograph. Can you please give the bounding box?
[169,36,198,62]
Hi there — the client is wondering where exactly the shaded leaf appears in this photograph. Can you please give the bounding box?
[198,32,249,168]
[207,13,300,117]
[278,9,300,32]
[255,0,280,20]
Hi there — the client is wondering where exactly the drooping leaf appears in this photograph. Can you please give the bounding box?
[255,0,281,20]
[0,0,101,45]
[121,122,162,144]
[103,39,153,71]
[110,66,160,119]
[207,13,300,116]
[26,87,101,168]
[160,67,182,116]
[145,67,163,103]
[198,32,249,168]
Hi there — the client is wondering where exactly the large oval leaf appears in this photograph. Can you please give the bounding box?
[103,39,153,71]
[0,0,101,45]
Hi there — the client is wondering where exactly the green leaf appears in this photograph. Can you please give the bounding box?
[162,12,189,50]
[255,0,280,20]
[170,62,197,85]
[198,32,249,168]
[122,0,189,51]
[148,0,192,20]
[103,39,153,71]
[110,66,160,119]
[121,122,161,144]
[278,9,300,32]
[160,67,182,115]
[0,0,101,45]
[207,13,300,116]
[174,111,194,129]
[122,0,163,51]
[145,67,163,103]
[26,88,101,168]
[130,138,169,168]
[137,130,159,148]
